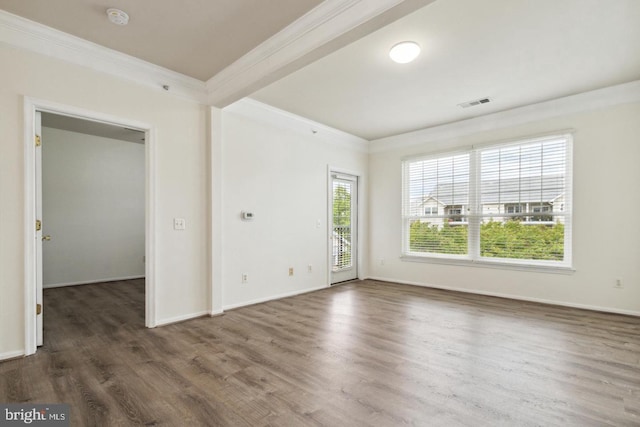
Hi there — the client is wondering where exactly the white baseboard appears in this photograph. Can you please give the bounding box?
[155,311,209,327]
[0,350,24,361]
[209,309,224,317]
[366,276,640,317]
[223,285,329,311]
[43,275,145,289]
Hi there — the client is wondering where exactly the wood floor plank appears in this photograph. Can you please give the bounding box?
[1,278,639,426]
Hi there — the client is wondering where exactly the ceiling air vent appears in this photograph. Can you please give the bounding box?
[458,97,492,108]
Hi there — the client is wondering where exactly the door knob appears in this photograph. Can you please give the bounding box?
[42,235,51,241]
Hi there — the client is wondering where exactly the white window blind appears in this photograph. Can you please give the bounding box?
[332,180,353,270]
[402,134,572,268]
[403,153,470,256]
[478,137,571,263]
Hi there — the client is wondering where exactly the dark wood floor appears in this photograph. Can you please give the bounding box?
[1,279,639,426]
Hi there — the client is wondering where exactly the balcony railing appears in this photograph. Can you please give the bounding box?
[332,225,352,270]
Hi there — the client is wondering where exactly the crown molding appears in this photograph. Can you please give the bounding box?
[0,9,208,103]
[225,98,369,153]
[206,0,409,107]
[369,80,640,153]
[0,1,411,108]
[5,6,636,154]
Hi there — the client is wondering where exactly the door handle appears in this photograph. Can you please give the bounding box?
[42,235,51,241]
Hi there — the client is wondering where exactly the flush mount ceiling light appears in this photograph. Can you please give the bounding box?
[107,8,129,26]
[389,41,421,64]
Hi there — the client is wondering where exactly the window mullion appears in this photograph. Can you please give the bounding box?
[401,161,409,254]
[468,149,480,260]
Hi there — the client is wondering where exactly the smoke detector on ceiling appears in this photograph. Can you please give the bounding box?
[458,97,492,108]
[107,8,129,26]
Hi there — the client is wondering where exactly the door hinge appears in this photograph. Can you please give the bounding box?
[36,219,41,231]
[36,304,42,315]
[35,135,41,147]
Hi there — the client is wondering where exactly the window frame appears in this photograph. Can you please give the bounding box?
[505,203,525,214]
[401,134,573,272]
[424,206,438,215]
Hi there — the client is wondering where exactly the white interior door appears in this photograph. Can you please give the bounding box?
[35,111,44,346]
[25,100,156,355]
[330,173,358,284]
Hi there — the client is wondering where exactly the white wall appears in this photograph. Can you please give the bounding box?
[369,102,640,314]
[2,32,637,363]
[0,44,209,358]
[42,127,145,287]
[220,103,368,309]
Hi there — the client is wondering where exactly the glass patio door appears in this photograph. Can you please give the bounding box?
[330,173,358,284]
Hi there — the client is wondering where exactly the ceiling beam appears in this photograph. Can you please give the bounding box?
[0,0,434,107]
[206,0,436,107]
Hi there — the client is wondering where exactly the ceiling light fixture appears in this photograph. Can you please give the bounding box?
[107,8,129,26]
[389,41,421,64]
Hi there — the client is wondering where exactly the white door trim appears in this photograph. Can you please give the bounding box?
[23,97,157,356]
[35,111,43,346]
[327,166,362,286]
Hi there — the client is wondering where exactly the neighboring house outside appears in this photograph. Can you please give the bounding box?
[410,175,565,227]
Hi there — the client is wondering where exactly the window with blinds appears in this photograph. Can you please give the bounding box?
[403,152,470,256]
[402,134,572,268]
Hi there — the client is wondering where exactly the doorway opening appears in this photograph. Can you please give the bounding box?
[24,98,156,355]
[330,172,358,284]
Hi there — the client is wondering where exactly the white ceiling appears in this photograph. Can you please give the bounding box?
[252,0,640,140]
[2,0,639,142]
[0,0,323,80]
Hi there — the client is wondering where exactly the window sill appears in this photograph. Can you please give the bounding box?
[400,255,575,275]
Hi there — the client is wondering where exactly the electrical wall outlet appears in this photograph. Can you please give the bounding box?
[242,273,248,283]
[308,264,312,273]
[289,267,294,276]
[614,278,623,289]
[173,218,186,230]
